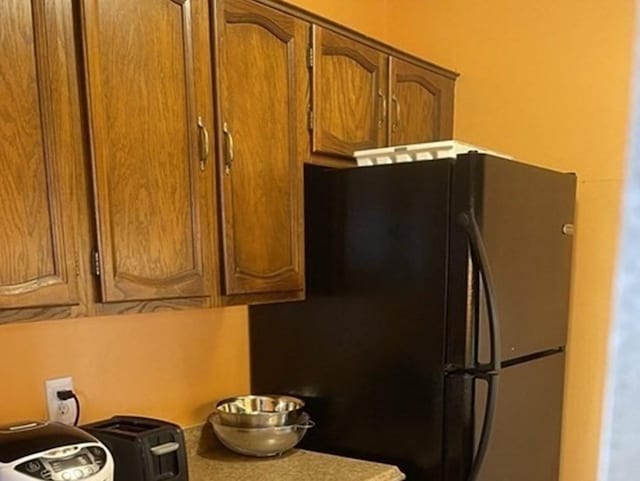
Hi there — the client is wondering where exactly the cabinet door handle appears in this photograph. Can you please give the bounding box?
[378,90,387,127]
[197,116,209,171]
[223,121,234,174]
[391,95,400,132]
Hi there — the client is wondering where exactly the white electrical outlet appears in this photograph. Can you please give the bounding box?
[45,377,77,425]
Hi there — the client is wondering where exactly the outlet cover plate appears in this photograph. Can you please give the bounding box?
[45,377,77,425]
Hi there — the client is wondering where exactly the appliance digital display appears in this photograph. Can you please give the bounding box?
[50,454,90,472]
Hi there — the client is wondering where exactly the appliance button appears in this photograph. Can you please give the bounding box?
[26,461,41,473]
[62,473,72,481]
[40,470,52,480]
[73,470,83,479]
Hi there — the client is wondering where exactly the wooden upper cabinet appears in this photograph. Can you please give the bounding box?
[81,0,215,302]
[311,26,387,157]
[388,57,455,145]
[215,0,307,296]
[0,0,78,309]
[309,28,455,162]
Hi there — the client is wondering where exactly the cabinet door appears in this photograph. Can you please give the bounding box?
[312,26,387,157]
[389,57,454,145]
[216,0,307,296]
[81,0,214,302]
[0,0,78,308]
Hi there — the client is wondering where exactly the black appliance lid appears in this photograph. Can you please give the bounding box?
[0,422,97,464]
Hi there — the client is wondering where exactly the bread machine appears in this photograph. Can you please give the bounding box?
[0,421,113,481]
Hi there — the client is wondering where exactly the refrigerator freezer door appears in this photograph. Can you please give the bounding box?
[478,155,576,362]
[448,154,576,367]
[474,353,565,481]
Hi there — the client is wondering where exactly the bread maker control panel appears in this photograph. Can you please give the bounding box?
[0,421,114,481]
[14,446,108,481]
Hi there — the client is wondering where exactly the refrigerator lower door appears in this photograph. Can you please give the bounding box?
[475,352,565,481]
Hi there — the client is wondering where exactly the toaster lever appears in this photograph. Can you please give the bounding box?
[150,442,180,456]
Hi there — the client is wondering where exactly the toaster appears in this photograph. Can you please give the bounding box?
[81,416,188,481]
[0,421,114,481]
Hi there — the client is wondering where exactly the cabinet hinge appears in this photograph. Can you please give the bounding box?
[91,249,101,277]
[74,253,81,277]
[307,109,314,131]
[307,46,314,68]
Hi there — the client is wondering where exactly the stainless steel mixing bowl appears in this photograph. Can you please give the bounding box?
[209,412,314,457]
[215,394,305,428]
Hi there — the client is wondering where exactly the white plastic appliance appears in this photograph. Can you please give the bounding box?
[0,422,113,481]
[353,139,513,166]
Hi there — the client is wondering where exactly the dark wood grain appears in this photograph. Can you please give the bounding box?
[80,0,215,302]
[0,0,79,308]
[215,0,307,296]
[0,306,73,325]
[94,297,210,315]
[312,26,387,157]
[221,289,304,306]
[389,57,455,145]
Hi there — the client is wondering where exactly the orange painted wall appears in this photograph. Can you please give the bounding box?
[0,307,249,427]
[287,0,388,40]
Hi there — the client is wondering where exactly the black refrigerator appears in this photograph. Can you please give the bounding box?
[249,153,576,481]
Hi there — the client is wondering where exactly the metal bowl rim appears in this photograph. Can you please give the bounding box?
[215,394,305,413]
[209,412,310,432]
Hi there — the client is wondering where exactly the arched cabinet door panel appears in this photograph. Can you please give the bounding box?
[312,26,387,157]
[0,0,79,308]
[215,0,307,296]
[81,0,215,302]
[389,57,454,146]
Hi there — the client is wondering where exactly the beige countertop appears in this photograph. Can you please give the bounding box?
[184,424,405,481]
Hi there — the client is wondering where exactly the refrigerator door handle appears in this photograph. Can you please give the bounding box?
[467,372,500,481]
[458,212,502,372]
